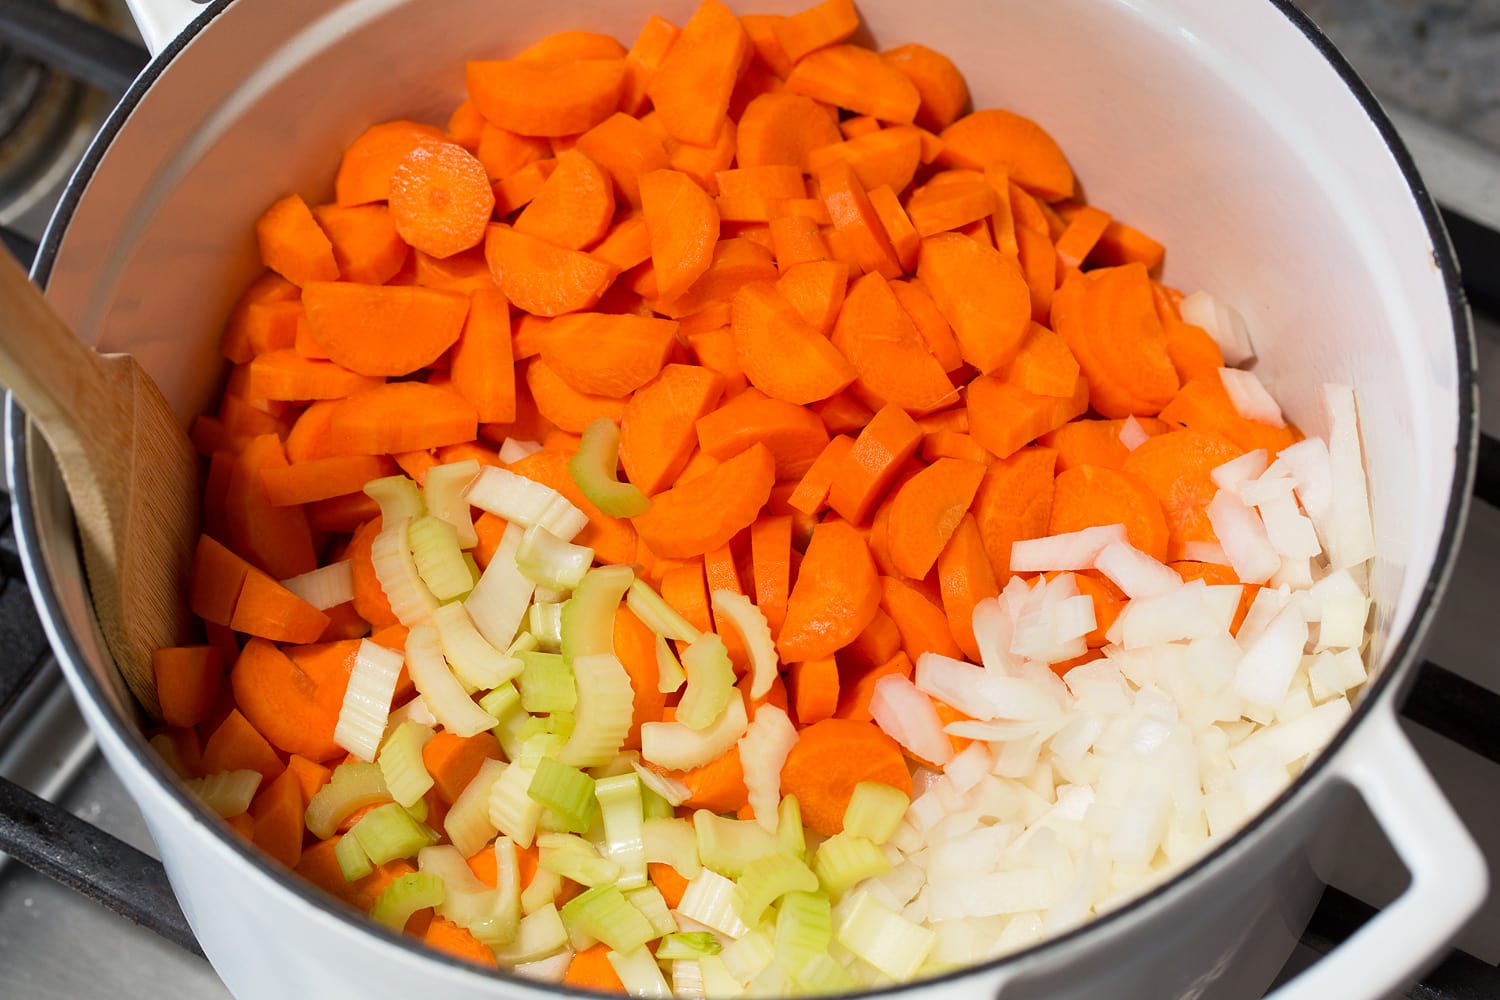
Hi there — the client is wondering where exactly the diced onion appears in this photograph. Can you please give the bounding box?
[1094,543,1182,599]
[1118,416,1151,451]
[1179,290,1255,366]
[1218,368,1285,427]
[464,521,535,651]
[870,674,954,766]
[1320,384,1376,570]
[1009,524,1128,573]
[499,438,543,464]
[280,561,354,610]
[1205,491,1280,585]
[1209,449,1268,492]
[1231,602,1309,710]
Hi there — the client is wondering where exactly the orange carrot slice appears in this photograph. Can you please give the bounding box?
[886,457,988,579]
[484,225,617,317]
[326,382,479,456]
[939,108,1075,201]
[786,44,921,124]
[619,364,725,495]
[647,0,750,147]
[1048,464,1170,563]
[832,272,957,413]
[514,148,615,251]
[781,717,911,837]
[778,519,879,662]
[301,281,469,377]
[1051,262,1180,418]
[696,390,831,480]
[1121,428,1244,561]
[731,281,856,405]
[538,312,679,398]
[935,513,999,660]
[639,168,721,305]
[916,232,1031,375]
[255,194,339,287]
[631,443,776,559]
[388,141,495,259]
[882,43,970,132]
[334,120,446,207]
[465,59,627,137]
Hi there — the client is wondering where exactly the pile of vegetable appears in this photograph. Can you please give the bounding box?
[149,0,1378,993]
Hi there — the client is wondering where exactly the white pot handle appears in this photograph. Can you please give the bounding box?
[123,0,206,58]
[1267,703,1487,1000]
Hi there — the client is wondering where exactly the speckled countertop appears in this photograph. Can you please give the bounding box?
[1295,0,1500,153]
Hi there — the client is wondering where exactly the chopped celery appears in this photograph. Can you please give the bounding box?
[734,853,819,926]
[834,890,936,981]
[560,566,635,661]
[507,632,540,656]
[560,884,657,954]
[517,525,594,591]
[463,552,481,587]
[557,653,635,768]
[333,639,407,763]
[528,602,565,651]
[527,758,597,834]
[842,782,910,846]
[519,651,577,714]
[444,757,506,859]
[676,634,736,731]
[363,475,424,523]
[370,517,440,626]
[422,459,482,549]
[351,802,436,866]
[672,957,707,999]
[547,711,576,742]
[677,868,750,939]
[627,579,702,643]
[590,753,638,779]
[516,730,564,767]
[595,773,647,889]
[720,929,775,986]
[335,832,373,883]
[641,696,748,773]
[377,721,434,808]
[280,560,355,611]
[405,625,499,738]
[371,871,444,931]
[538,832,620,887]
[305,762,391,839]
[409,515,474,602]
[491,903,570,965]
[793,953,858,994]
[709,591,777,700]
[568,418,652,518]
[641,785,675,822]
[488,759,543,849]
[642,817,702,879]
[656,932,721,960]
[184,769,261,818]
[699,954,747,997]
[464,521,535,651]
[655,634,687,695]
[623,884,676,938]
[695,811,782,879]
[812,832,891,898]
[384,692,437,733]
[631,760,690,810]
[478,680,521,719]
[774,890,832,976]
[521,865,564,916]
[418,844,500,934]
[403,793,429,825]
[484,836,523,946]
[738,705,797,833]
[432,602,523,690]
[464,467,588,541]
[605,947,672,999]
[777,796,807,860]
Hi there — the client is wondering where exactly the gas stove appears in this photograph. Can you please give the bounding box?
[0,4,1498,998]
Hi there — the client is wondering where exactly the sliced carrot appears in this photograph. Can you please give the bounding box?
[284,754,332,806]
[466,58,627,137]
[472,512,507,571]
[966,369,1088,461]
[563,943,626,992]
[255,194,339,287]
[651,236,778,318]
[326,382,478,456]
[614,606,666,750]
[423,917,496,967]
[881,43,970,132]
[445,288,515,424]
[524,358,626,434]
[345,518,398,629]
[201,708,286,784]
[749,515,793,638]
[617,364,725,497]
[774,0,859,62]
[574,113,670,207]
[1089,218,1166,271]
[513,148,615,251]
[250,768,306,869]
[907,179,996,238]
[153,646,225,729]
[647,0,750,147]
[788,655,839,726]
[334,120,447,207]
[889,278,964,373]
[832,272,957,414]
[1165,319,1226,385]
[1054,203,1112,270]
[781,717,911,837]
[538,312,678,398]
[1121,428,1244,561]
[880,576,963,663]
[775,259,848,335]
[1158,374,1301,457]
[485,224,618,317]
[787,434,854,516]
[1049,464,1170,563]
[245,351,382,403]
[660,562,713,635]
[730,280,855,405]
[422,731,503,805]
[939,108,1074,201]
[260,455,393,507]
[1037,417,1166,472]
[230,569,331,644]
[447,100,487,150]
[492,158,558,214]
[786,44,920,124]
[811,392,873,436]
[935,513,999,660]
[826,403,923,525]
[301,281,469,377]
[970,445,1055,584]
[225,434,318,580]
[190,534,251,627]
[736,92,842,171]
[516,29,626,62]
[474,124,551,181]
[886,457,987,580]
[816,159,902,279]
[657,113,740,193]
[1051,263,1179,418]
[696,390,831,482]
[387,140,495,259]
[916,232,1031,375]
[650,862,691,909]
[838,608,902,676]
[412,246,495,295]
[1001,322,1081,399]
[806,127,923,196]
[622,15,682,117]
[311,204,409,285]
[639,168,721,306]
[769,214,832,275]
[778,519,879,662]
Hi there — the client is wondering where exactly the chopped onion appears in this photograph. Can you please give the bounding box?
[1009,524,1128,573]
[870,674,954,766]
[1256,493,1321,560]
[1266,437,1333,525]
[1180,540,1230,565]
[737,705,799,831]
[1218,368,1285,427]
[498,437,543,464]
[1205,491,1280,585]
[1209,449,1268,492]
[1231,602,1309,710]
[280,561,355,610]
[464,521,534,651]
[333,639,406,762]
[1118,416,1151,451]
[1094,543,1182,599]
[914,653,1061,721]
[1179,290,1255,366]
[1320,384,1376,570]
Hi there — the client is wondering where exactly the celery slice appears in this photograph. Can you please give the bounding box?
[478,680,521,719]
[423,459,481,549]
[773,890,832,975]
[537,832,620,887]
[405,625,499,738]
[444,757,506,859]
[517,525,594,591]
[694,811,781,880]
[623,885,676,938]
[605,947,672,999]
[677,869,750,939]
[305,762,391,840]
[418,844,501,934]
[371,516,440,626]
[557,653,635,768]
[432,601,523,691]
[654,635,687,695]
[385,692,437,734]
[792,952,858,994]
[280,560,355,611]
[519,651,577,714]
[720,929,775,986]
[560,884,657,954]
[547,711,576,743]
[735,853,819,926]
[641,696,748,773]
[709,590,777,700]
[377,721,435,809]
[488,759,543,849]
[371,871,444,930]
[656,932,721,960]
[813,832,892,899]
[560,566,635,661]
[738,705,797,832]
[568,418,652,518]
[410,515,474,602]
[776,795,807,860]
[484,835,523,946]
[842,781,910,846]
[642,817,701,879]
[464,521,535,651]
[699,954,747,997]
[516,730,564,767]
[630,760,690,809]
[528,602,565,652]
[641,785,674,821]
[595,773,647,890]
[335,832,374,883]
[464,467,588,540]
[527,758,597,835]
[184,769,261,818]
[626,579,702,643]
[491,903,569,965]
[364,475,424,523]
[521,865,564,916]
[675,633,736,731]
[403,794,430,824]
[333,639,406,763]
[351,802,435,866]
[834,890,935,981]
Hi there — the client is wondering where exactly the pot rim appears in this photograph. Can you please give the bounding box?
[6,0,1478,995]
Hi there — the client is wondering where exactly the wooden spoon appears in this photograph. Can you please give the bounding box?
[0,249,197,720]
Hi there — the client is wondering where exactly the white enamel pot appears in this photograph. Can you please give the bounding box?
[5,0,1484,997]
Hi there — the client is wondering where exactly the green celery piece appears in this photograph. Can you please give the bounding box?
[641,784,675,822]
[560,884,657,954]
[528,602,565,651]
[519,651,577,714]
[560,565,635,662]
[834,891,936,981]
[305,762,390,840]
[363,475,424,523]
[842,781,910,846]
[538,833,621,887]
[623,884,676,938]
[734,852,819,926]
[594,773,647,890]
[351,802,436,866]
[654,633,687,694]
[335,833,373,883]
[694,809,780,879]
[675,633,736,730]
[793,952,859,994]
[627,578,701,643]
[370,871,445,930]
[516,525,594,591]
[376,721,435,809]
[776,795,807,860]
[185,770,261,819]
[491,903,569,965]
[655,931,721,960]
[409,515,473,601]
[557,652,635,768]
[568,418,651,517]
[774,890,832,976]
[527,757,598,834]
[812,832,892,899]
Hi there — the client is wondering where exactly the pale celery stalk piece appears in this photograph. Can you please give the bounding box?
[568,418,652,518]
[776,795,807,860]
[418,844,501,933]
[489,758,544,849]
[605,947,673,999]
[305,761,390,839]
[403,794,430,825]
[793,952,859,993]
[561,565,635,661]
[672,957,707,999]
[521,865,565,916]
[422,459,482,549]
[738,705,798,833]
[558,653,635,768]
[464,466,588,541]
[376,721,435,808]
[735,853,819,926]
[444,757,506,859]
[560,884,657,954]
[464,521,535,651]
[835,890,937,981]
[184,769,261,818]
[351,802,435,866]
[709,590,777,699]
[675,633,736,731]
[595,773,648,890]
[694,811,781,879]
[491,903,570,965]
[676,869,751,939]
[279,560,354,610]
[371,871,445,930]
[814,832,893,899]
[517,525,595,591]
[432,601,523,691]
[624,884,677,938]
[774,890,833,977]
[641,695,748,772]
[485,835,523,946]
[405,625,498,738]
[720,929,776,986]
[364,475,424,523]
[627,578,702,643]
[528,758,597,834]
[631,759,691,808]
[528,602,565,651]
[654,634,687,695]
[641,784,675,822]
[370,516,440,625]
[409,515,474,602]
[538,832,621,887]
[383,691,436,737]
[656,931,721,960]
[699,954,748,997]
[334,831,373,883]
[842,781,911,846]
[518,651,577,714]
[642,816,702,879]
[333,640,406,763]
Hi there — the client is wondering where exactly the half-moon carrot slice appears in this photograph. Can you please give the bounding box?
[1121,428,1244,561]
[916,233,1030,375]
[465,59,627,137]
[485,225,617,317]
[301,282,469,377]
[939,108,1075,202]
[885,457,988,580]
[632,443,777,559]
[778,519,880,663]
[731,281,856,404]
[831,272,956,413]
[1048,464,1170,563]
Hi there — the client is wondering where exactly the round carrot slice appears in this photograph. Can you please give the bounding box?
[1122,428,1243,561]
[1048,464,1170,563]
[780,717,912,837]
[388,140,495,259]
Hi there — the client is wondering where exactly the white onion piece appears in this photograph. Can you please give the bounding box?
[1266,437,1333,524]
[1235,474,1296,507]
[1256,493,1321,560]
[1115,580,1236,648]
[1218,368,1285,427]
[1210,450,1268,492]
[915,653,1061,721]
[1314,593,1369,651]
[1205,491,1280,585]
[1011,594,1094,663]
[944,742,993,793]
[871,674,955,766]
[971,598,1020,675]
[1231,603,1309,709]
[1094,543,1182,599]
[333,639,406,761]
[498,438,543,464]
[1229,697,1350,770]
[280,560,355,610]
[1180,541,1230,565]
[1180,291,1255,366]
[1308,649,1367,701]
[1118,417,1151,451]
[630,759,692,807]
[1009,525,1128,573]
[737,705,798,831]
[1321,384,1376,570]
